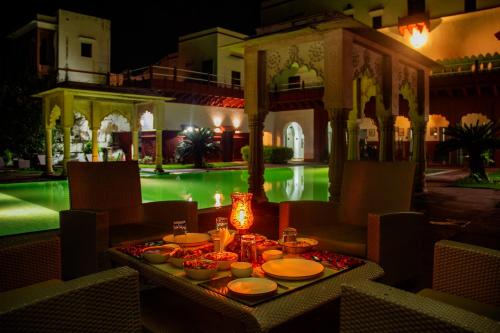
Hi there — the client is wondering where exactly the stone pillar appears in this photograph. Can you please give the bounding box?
[412,119,427,192]
[248,114,266,201]
[347,120,359,160]
[244,48,268,202]
[91,128,99,162]
[378,115,395,162]
[328,108,349,202]
[132,130,139,161]
[44,126,54,174]
[155,129,164,173]
[62,126,71,176]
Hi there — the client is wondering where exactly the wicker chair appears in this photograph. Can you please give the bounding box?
[339,241,500,333]
[60,161,198,279]
[0,234,141,332]
[280,161,424,285]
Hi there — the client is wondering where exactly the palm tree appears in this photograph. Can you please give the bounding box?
[435,120,499,181]
[176,128,220,168]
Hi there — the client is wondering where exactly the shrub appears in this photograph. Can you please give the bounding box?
[240,145,293,164]
[270,146,294,164]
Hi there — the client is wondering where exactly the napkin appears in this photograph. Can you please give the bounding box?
[219,228,234,252]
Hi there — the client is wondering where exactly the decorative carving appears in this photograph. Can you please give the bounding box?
[308,42,323,63]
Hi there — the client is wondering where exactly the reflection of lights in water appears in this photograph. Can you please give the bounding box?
[284,166,305,200]
[214,192,223,208]
[264,182,273,192]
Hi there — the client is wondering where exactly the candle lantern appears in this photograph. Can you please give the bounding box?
[230,192,254,235]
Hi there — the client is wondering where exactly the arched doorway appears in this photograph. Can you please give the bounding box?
[99,113,131,161]
[284,122,304,160]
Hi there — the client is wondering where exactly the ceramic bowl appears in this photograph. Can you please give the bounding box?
[262,249,284,262]
[230,262,253,278]
[142,245,178,264]
[183,259,218,280]
[281,238,319,254]
[169,253,199,268]
[202,251,239,270]
[256,240,281,254]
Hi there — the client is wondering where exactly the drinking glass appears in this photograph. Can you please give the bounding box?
[240,234,257,264]
[215,217,228,231]
[282,227,297,243]
[173,220,187,237]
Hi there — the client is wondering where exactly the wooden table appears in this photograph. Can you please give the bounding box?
[108,248,384,333]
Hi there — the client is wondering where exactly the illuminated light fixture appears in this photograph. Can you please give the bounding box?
[213,116,223,127]
[185,126,194,133]
[398,13,430,49]
[214,127,222,133]
[229,192,254,235]
[232,118,241,129]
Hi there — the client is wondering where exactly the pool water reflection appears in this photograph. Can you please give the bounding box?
[0,166,328,236]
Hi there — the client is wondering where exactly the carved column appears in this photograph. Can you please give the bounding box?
[132,130,139,160]
[244,48,268,202]
[62,126,71,175]
[91,128,99,162]
[44,126,54,174]
[248,114,266,201]
[378,115,395,161]
[328,108,349,201]
[154,101,165,173]
[412,119,427,192]
[155,129,163,173]
[347,120,359,160]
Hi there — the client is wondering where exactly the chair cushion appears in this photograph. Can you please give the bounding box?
[307,223,367,257]
[418,288,500,321]
[109,223,169,246]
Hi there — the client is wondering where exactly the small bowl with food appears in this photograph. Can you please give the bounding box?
[142,244,179,264]
[202,251,239,270]
[256,239,281,254]
[168,248,199,268]
[183,259,218,280]
[281,238,319,254]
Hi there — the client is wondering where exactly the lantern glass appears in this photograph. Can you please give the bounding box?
[230,192,254,234]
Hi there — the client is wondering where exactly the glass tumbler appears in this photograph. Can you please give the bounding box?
[282,227,297,243]
[215,217,228,231]
[240,234,257,263]
[173,220,187,237]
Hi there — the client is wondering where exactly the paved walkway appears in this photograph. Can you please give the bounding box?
[413,168,500,290]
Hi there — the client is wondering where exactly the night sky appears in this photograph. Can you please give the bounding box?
[1,0,262,72]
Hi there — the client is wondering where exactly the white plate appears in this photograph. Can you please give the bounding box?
[261,258,324,280]
[227,278,277,296]
[163,233,210,247]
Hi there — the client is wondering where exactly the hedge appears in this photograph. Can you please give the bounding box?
[241,145,293,164]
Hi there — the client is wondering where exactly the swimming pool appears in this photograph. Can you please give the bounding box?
[0,166,329,236]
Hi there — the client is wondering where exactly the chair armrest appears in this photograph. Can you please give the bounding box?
[142,201,198,233]
[367,212,424,286]
[433,240,500,307]
[0,234,61,292]
[0,266,141,333]
[340,280,499,333]
[60,209,110,280]
[279,200,340,237]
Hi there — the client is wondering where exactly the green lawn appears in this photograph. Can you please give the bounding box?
[455,171,500,190]
[139,161,247,170]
